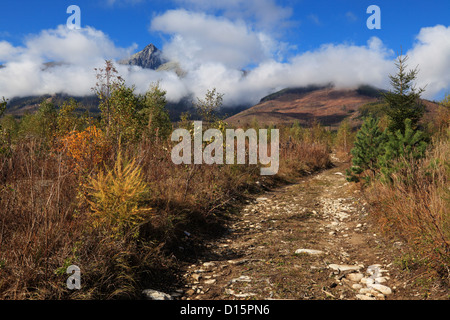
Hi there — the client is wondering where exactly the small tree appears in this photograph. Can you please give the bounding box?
[378,118,428,182]
[110,84,144,143]
[335,119,354,154]
[93,61,146,143]
[382,54,425,134]
[346,117,386,182]
[140,82,172,140]
[57,98,82,136]
[194,88,224,125]
[37,99,58,141]
[92,60,125,135]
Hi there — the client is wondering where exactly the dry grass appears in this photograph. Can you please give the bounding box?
[364,137,450,279]
[0,123,331,299]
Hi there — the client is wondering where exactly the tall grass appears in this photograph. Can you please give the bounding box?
[364,135,450,279]
[0,120,332,299]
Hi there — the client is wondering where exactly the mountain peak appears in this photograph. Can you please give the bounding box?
[119,43,165,70]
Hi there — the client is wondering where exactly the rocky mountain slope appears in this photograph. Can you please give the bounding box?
[226,85,440,128]
[119,43,166,70]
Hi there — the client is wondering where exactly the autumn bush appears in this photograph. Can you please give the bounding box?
[81,152,152,239]
[58,125,110,175]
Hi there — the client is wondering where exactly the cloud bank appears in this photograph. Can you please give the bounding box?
[0,9,449,107]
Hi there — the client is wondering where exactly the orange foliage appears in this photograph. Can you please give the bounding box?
[59,126,110,174]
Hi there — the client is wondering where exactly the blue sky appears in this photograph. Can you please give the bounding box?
[2,0,449,55]
[0,0,449,104]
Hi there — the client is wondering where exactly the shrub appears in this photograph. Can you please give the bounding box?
[347,117,386,182]
[59,126,109,175]
[378,118,428,182]
[82,152,152,239]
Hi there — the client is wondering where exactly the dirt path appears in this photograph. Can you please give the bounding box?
[172,161,447,301]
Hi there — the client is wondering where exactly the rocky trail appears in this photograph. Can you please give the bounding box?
[144,159,448,301]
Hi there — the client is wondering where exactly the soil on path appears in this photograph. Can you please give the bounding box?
[173,160,448,301]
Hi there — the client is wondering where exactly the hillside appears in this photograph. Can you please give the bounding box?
[226,85,440,129]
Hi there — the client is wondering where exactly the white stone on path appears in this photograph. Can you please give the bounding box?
[204,279,217,285]
[295,249,324,255]
[142,289,173,300]
[346,273,364,282]
[370,284,392,295]
[328,264,363,272]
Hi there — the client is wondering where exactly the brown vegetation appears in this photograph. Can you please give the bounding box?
[0,99,332,299]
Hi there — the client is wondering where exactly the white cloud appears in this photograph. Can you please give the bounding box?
[151,10,272,69]
[24,25,133,65]
[0,41,22,62]
[171,0,293,33]
[0,25,141,98]
[407,25,450,98]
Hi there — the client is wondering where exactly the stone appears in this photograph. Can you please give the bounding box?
[346,273,364,282]
[231,275,252,283]
[194,269,207,273]
[375,277,387,283]
[361,277,375,285]
[376,293,386,300]
[170,292,182,298]
[142,289,173,300]
[204,279,217,285]
[371,284,392,295]
[203,262,216,268]
[352,283,363,290]
[228,259,248,265]
[328,264,363,273]
[295,249,324,255]
[191,273,202,281]
[225,288,235,295]
[186,289,195,296]
[359,288,374,294]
